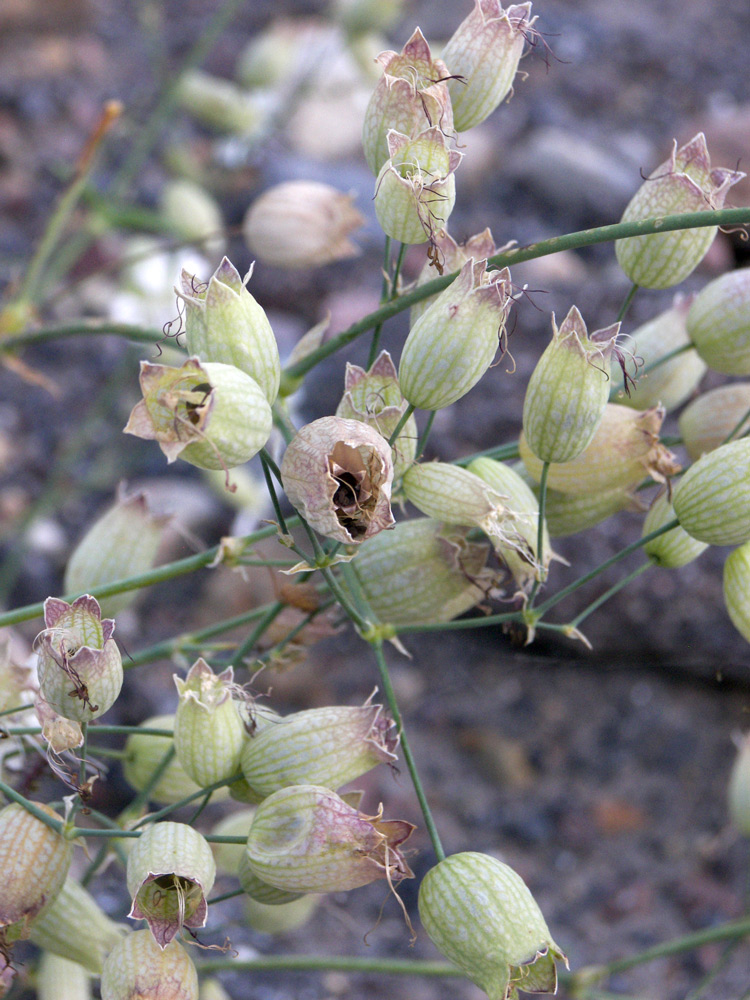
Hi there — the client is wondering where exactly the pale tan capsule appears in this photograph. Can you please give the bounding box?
[723,541,750,644]
[29,876,126,973]
[37,952,92,1000]
[520,404,680,495]
[126,822,216,948]
[0,802,72,946]
[542,484,641,538]
[728,733,750,836]
[173,659,248,787]
[100,929,198,1000]
[678,383,750,461]
[643,492,708,568]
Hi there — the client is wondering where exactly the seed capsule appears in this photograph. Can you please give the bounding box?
[410,228,499,326]
[728,733,750,836]
[679,383,750,461]
[240,700,398,798]
[178,257,280,404]
[643,492,708,568]
[123,714,205,807]
[687,268,750,375]
[35,595,122,723]
[348,517,493,625]
[63,489,168,618]
[37,953,91,1000]
[374,127,461,245]
[615,298,705,412]
[399,259,512,410]
[521,404,680,495]
[443,1,536,132]
[126,822,216,948]
[723,541,750,644]
[244,784,414,893]
[673,438,750,546]
[29,876,126,974]
[362,28,453,175]
[280,416,394,544]
[615,134,743,289]
[523,307,620,464]
[0,802,72,949]
[124,357,273,472]
[100,929,198,1000]
[173,659,248,787]
[542,483,641,538]
[418,852,565,1000]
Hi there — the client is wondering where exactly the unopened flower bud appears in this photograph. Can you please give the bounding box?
[410,227,499,325]
[101,929,198,1000]
[30,876,126,974]
[160,179,225,258]
[0,802,72,948]
[643,492,708,568]
[418,852,565,1000]
[679,384,750,461]
[63,489,169,617]
[615,134,744,289]
[615,298,705,412]
[35,595,122,723]
[673,438,750,546]
[348,517,493,625]
[400,259,512,409]
[521,404,680,495]
[443,2,536,132]
[723,542,750,646]
[686,269,750,374]
[728,733,750,836]
[244,784,414,893]
[173,659,248,787]
[523,307,621,464]
[362,29,453,175]
[468,456,551,590]
[37,953,91,1000]
[123,714,209,806]
[126,822,216,947]
[124,357,273,471]
[374,127,461,244]
[243,181,364,270]
[336,351,417,483]
[240,699,398,798]
[280,416,394,543]
[178,258,280,404]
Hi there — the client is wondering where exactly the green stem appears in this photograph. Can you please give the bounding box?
[371,641,445,862]
[416,411,436,460]
[388,404,416,447]
[207,888,246,906]
[528,461,550,606]
[260,449,288,536]
[568,560,652,628]
[0,519,292,629]
[454,440,521,466]
[367,235,392,367]
[615,282,639,324]
[721,403,750,446]
[281,208,750,381]
[230,601,284,670]
[197,956,459,977]
[0,321,164,352]
[78,722,89,796]
[130,772,243,828]
[123,745,176,819]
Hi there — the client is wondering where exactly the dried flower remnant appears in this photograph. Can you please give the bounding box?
[615,133,744,289]
[336,350,417,483]
[126,822,216,948]
[280,416,394,544]
[374,127,462,245]
[443,1,537,132]
[362,27,454,175]
[35,595,123,723]
[124,357,272,472]
[244,784,414,893]
[410,227,500,324]
[243,181,364,269]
